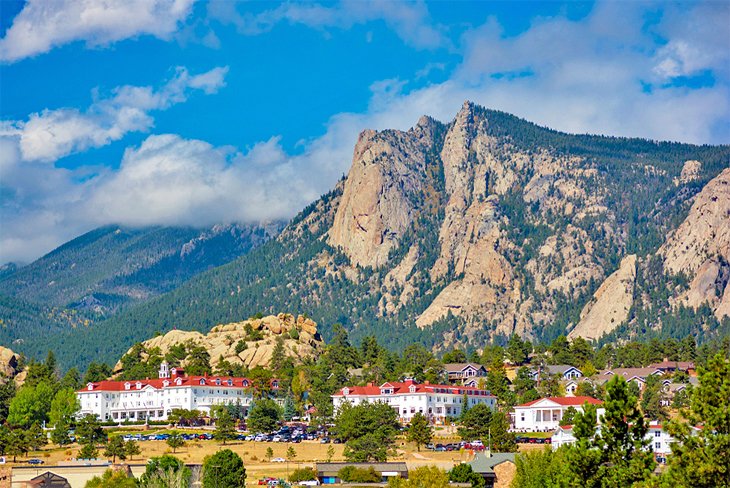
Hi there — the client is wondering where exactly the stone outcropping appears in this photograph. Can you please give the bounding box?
[568,255,637,341]
[115,314,323,374]
[329,118,438,268]
[660,167,730,319]
[0,346,25,386]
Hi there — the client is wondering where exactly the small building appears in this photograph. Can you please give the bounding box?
[551,421,682,457]
[551,425,577,449]
[468,452,516,488]
[315,462,408,484]
[647,359,695,375]
[24,472,71,488]
[530,365,583,382]
[599,368,663,391]
[513,396,603,431]
[444,363,487,385]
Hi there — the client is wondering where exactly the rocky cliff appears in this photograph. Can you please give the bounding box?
[660,167,730,319]
[30,102,730,369]
[114,314,324,374]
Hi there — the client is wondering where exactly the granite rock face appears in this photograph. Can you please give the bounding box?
[114,314,324,374]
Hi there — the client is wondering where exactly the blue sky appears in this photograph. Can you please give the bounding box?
[1,0,728,263]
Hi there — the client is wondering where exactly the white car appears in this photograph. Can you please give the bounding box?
[271,457,286,463]
[299,481,320,486]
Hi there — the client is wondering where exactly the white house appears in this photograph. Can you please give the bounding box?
[551,421,683,457]
[530,365,583,382]
[551,425,577,449]
[444,363,487,386]
[332,379,496,424]
[77,362,278,422]
[513,396,604,431]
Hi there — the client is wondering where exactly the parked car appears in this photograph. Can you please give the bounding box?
[299,480,320,486]
[27,459,44,465]
[259,478,277,485]
[320,437,330,443]
[271,457,286,463]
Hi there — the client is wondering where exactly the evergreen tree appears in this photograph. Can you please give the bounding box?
[664,354,730,488]
[406,413,432,451]
[124,439,141,460]
[166,431,185,453]
[335,402,399,462]
[103,435,127,463]
[286,445,297,460]
[213,406,236,445]
[247,398,280,433]
[202,449,246,488]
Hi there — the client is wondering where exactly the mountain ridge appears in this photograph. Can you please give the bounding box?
[5,102,730,370]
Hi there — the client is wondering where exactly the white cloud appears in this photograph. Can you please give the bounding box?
[3,66,228,162]
[0,0,196,63]
[207,0,446,49]
[3,0,729,265]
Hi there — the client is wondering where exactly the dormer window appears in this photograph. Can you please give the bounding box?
[175,378,183,386]
[215,378,221,386]
[227,379,233,386]
[409,385,416,393]
[272,380,279,388]
[242,380,249,387]
[124,382,131,390]
[87,384,94,391]
[380,388,393,395]
[200,378,206,385]
[342,387,350,395]
[163,380,170,387]
[135,381,142,390]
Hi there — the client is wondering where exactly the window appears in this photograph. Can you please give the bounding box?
[654,431,661,437]
[655,442,661,450]
[200,379,206,385]
[520,412,525,421]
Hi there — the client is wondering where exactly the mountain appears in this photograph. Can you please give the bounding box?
[15,102,730,370]
[0,222,281,356]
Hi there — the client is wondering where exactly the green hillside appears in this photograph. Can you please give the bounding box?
[30,107,730,370]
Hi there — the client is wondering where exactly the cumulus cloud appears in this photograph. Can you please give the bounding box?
[3,0,730,264]
[0,0,196,63]
[207,0,446,49]
[3,66,228,162]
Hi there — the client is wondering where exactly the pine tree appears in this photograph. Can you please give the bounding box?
[166,431,185,453]
[213,407,236,445]
[406,413,433,451]
[104,435,127,463]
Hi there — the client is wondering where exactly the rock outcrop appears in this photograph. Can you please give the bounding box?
[115,314,323,374]
[0,346,25,386]
[328,118,438,268]
[660,167,730,318]
[568,255,637,341]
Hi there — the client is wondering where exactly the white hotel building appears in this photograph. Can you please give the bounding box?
[512,396,604,431]
[77,362,278,422]
[331,380,496,423]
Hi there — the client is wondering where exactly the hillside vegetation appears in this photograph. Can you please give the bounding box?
[5,102,730,370]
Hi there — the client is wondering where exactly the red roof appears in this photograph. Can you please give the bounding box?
[517,396,603,407]
[79,375,278,392]
[333,380,495,398]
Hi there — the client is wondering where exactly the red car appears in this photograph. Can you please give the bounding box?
[259,478,277,485]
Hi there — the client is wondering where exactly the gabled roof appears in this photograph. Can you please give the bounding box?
[444,362,486,373]
[600,368,662,378]
[647,360,695,370]
[333,379,495,397]
[516,396,603,408]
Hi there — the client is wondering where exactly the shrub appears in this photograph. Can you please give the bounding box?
[338,466,380,483]
[290,467,317,482]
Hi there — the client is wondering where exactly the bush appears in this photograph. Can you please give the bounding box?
[338,466,380,483]
[290,467,317,482]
